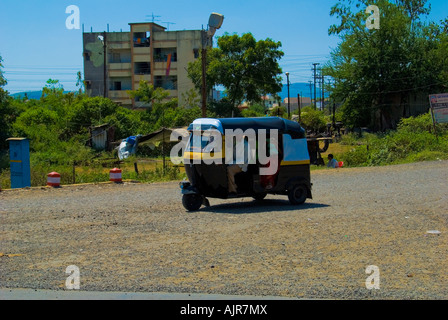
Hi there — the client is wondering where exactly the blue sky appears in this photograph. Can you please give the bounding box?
[0,0,447,94]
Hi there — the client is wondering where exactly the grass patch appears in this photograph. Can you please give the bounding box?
[327,113,448,168]
[0,157,186,190]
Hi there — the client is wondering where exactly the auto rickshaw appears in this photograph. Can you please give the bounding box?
[179,117,312,211]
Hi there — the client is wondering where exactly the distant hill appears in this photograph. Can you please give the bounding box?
[10,91,72,100]
[10,83,322,101]
[279,83,313,100]
[10,91,43,100]
[278,82,331,101]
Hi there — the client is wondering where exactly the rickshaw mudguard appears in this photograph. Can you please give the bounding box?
[179,181,200,195]
[284,176,313,199]
[184,162,229,199]
[272,163,312,199]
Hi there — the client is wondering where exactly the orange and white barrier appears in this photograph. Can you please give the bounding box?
[109,168,122,183]
[47,172,61,187]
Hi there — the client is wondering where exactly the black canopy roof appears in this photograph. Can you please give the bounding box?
[188,117,306,139]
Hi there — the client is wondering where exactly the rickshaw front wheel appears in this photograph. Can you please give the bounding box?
[182,194,203,211]
[288,184,307,205]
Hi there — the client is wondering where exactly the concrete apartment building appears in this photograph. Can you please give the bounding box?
[83,22,203,107]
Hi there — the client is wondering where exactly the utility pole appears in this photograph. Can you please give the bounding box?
[308,81,313,106]
[201,46,207,117]
[102,32,107,98]
[328,78,332,115]
[298,93,302,123]
[312,63,319,110]
[332,102,336,129]
[286,72,290,119]
[321,73,325,112]
[201,29,208,118]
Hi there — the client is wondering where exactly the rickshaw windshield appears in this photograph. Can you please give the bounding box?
[186,131,219,153]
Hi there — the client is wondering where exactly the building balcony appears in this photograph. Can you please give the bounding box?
[108,63,132,77]
[108,42,131,50]
[153,61,177,76]
[109,90,130,98]
[133,47,151,55]
[108,90,132,105]
[134,74,151,83]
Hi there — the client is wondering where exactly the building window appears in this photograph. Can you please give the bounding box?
[193,49,199,59]
[154,48,177,62]
[154,76,177,90]
[111,53,121,63]
[113,82,122,91]
[83,52,91,61]
[134,62,151,75]
[133,32,150,47]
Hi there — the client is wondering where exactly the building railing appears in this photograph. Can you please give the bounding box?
[134,37,150,47]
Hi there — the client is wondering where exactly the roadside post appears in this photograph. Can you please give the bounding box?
[47,172,61,188]
[110,168,122,183]
[6,138,31,189]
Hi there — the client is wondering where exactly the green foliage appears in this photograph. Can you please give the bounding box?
[338,145,370,167]
[397,112,433,133]
[208,98,241,118]
[188,33,284,107]
[0,68,193,188]
[298,106,327,132]
[128,80,170,106]
[67,96,119,133]
[336,112,448,166]
[180,88,201,109]
[269,106,287,117]
[0,55,13,150]
[241,103,267,118]
[325,0,447,129]
[128,80,184,131]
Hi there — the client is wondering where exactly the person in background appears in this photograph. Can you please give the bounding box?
[327,154,339,168]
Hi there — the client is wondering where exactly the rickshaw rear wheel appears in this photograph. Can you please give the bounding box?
[252,193,267,201]
[288,184,307,205]
[182,194,203,211]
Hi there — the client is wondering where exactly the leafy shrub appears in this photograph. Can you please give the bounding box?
[334,112,448,167]
[299,106,327,132]
[397,112,433,133]
[338,145,369,166]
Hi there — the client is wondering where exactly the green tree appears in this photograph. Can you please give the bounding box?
[128,80,171,107]
[269,106,287,117]
[299,106,327,133]
[76,71,85,94]
[0,56,6,98]
[66,96,119,135]
[241,103,267,117]
[0,55,18,149]
[128,80,179,131]
[325,0,447,130]
[180,88,201,109]
[42,78,64,97]
[188,33,284,110]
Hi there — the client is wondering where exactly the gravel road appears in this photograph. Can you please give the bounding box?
[1,160,447,299]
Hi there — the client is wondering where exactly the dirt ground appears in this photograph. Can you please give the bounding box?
[1,160,447,299]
